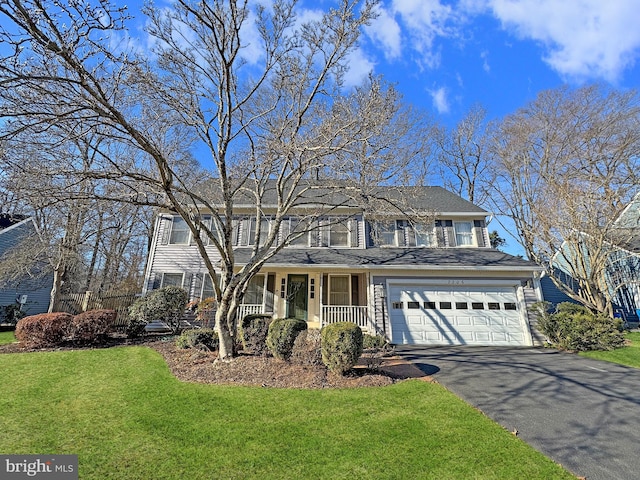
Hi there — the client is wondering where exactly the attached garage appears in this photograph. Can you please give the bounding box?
[387,281,532,346]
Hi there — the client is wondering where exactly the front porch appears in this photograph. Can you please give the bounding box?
[237,303,377,334]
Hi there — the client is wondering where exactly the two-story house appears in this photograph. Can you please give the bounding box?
[142,185,544,346]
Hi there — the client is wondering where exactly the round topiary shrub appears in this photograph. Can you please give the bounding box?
[15,312,73,348]
[69,309,116,345]
[175,328,219,351]
[321,322,364,375]
[291,329,323,366]
[266,318,307,360]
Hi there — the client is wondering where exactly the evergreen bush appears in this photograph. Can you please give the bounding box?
[291,329,323,366]
[266,318,307,360]
[534,301,625,352]
[240,314,272,355]
[175,328,218,351]
[321,322,363,375]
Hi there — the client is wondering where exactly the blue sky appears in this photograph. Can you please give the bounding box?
[350,0,640,125]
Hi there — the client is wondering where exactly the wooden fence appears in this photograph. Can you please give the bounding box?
[54,291,140,331]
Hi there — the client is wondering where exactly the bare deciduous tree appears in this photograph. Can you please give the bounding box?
[434,104,494,205]
[491,85,640,316]
[0,0,425,360]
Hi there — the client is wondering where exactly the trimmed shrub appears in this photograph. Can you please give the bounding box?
[2,304,27,325]
[15,312,73,348]
[240,314,273,355]
[69,309,116,345]
[128,286,189,335]
[535,301,626,352]
[363,333,387,350]
[176,328,218,351]
[125,317,147,338]
[321,322,364,375]
[291,329,323,366]
[266,318,307,360]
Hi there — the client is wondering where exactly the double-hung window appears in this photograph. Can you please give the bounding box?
[244,274,266,305]
[329,218,350,247]
[454,221,474,246]
[372,221,397,246]
[414,223,436,247]
[169,217,190,244]
[162,273,184,288]
[250,217,271,246]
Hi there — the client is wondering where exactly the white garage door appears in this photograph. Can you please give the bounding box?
[388,284,529,346]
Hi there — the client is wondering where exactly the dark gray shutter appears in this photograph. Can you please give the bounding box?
[193,273,204,300]
[435,220,446,247]
[445,220,456,247]
[160,216,171,245]
[350,218,358,247]
[474,219,486,247]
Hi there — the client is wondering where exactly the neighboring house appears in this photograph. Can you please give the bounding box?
[0,214,53,320]
[546,193,640,323]
[606,194,640,322]
[142,185,544,346]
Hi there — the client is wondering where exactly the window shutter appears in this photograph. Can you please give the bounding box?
[350,218,358,247]
[473,220,486,248]
[151,273,161,290]
[435,220,446,247]
[231,218,239,245]
[160,216,171,245]
[445,220,456,247]
[193,273,204,300]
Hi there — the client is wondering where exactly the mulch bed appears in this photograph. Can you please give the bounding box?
[0,334,428,389]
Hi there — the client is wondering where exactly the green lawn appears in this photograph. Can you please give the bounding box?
[580,331,640,367]
[0,346,575,479]
[0,330,16,345]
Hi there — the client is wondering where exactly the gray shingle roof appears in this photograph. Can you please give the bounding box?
[230,181,487,214]
[233,247,539,271]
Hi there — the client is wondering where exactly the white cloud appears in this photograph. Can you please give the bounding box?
[391,0,456,69]
[342,47,376,88]
[480,50,490,73]
[429,86,450,113]
[486,0,640,81]
[365,4,403,61]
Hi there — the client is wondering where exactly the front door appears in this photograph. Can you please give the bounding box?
[287,274,308,321]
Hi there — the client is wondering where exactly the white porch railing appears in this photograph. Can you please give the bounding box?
[237,304,264,319]
[321,305,374,333]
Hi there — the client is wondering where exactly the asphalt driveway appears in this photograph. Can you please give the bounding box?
[396,346,640,480]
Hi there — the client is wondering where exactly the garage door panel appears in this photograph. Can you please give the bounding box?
[389,284,528,346]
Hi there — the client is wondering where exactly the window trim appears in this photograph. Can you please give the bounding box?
[454,221,474,246]
[328,218,351,247]
[413,222,436,247]
[327,274,351,305]
[168,217,191,245]
[161,272,184,288]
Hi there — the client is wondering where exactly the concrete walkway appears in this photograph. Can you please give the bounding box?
[396,346,640,480]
